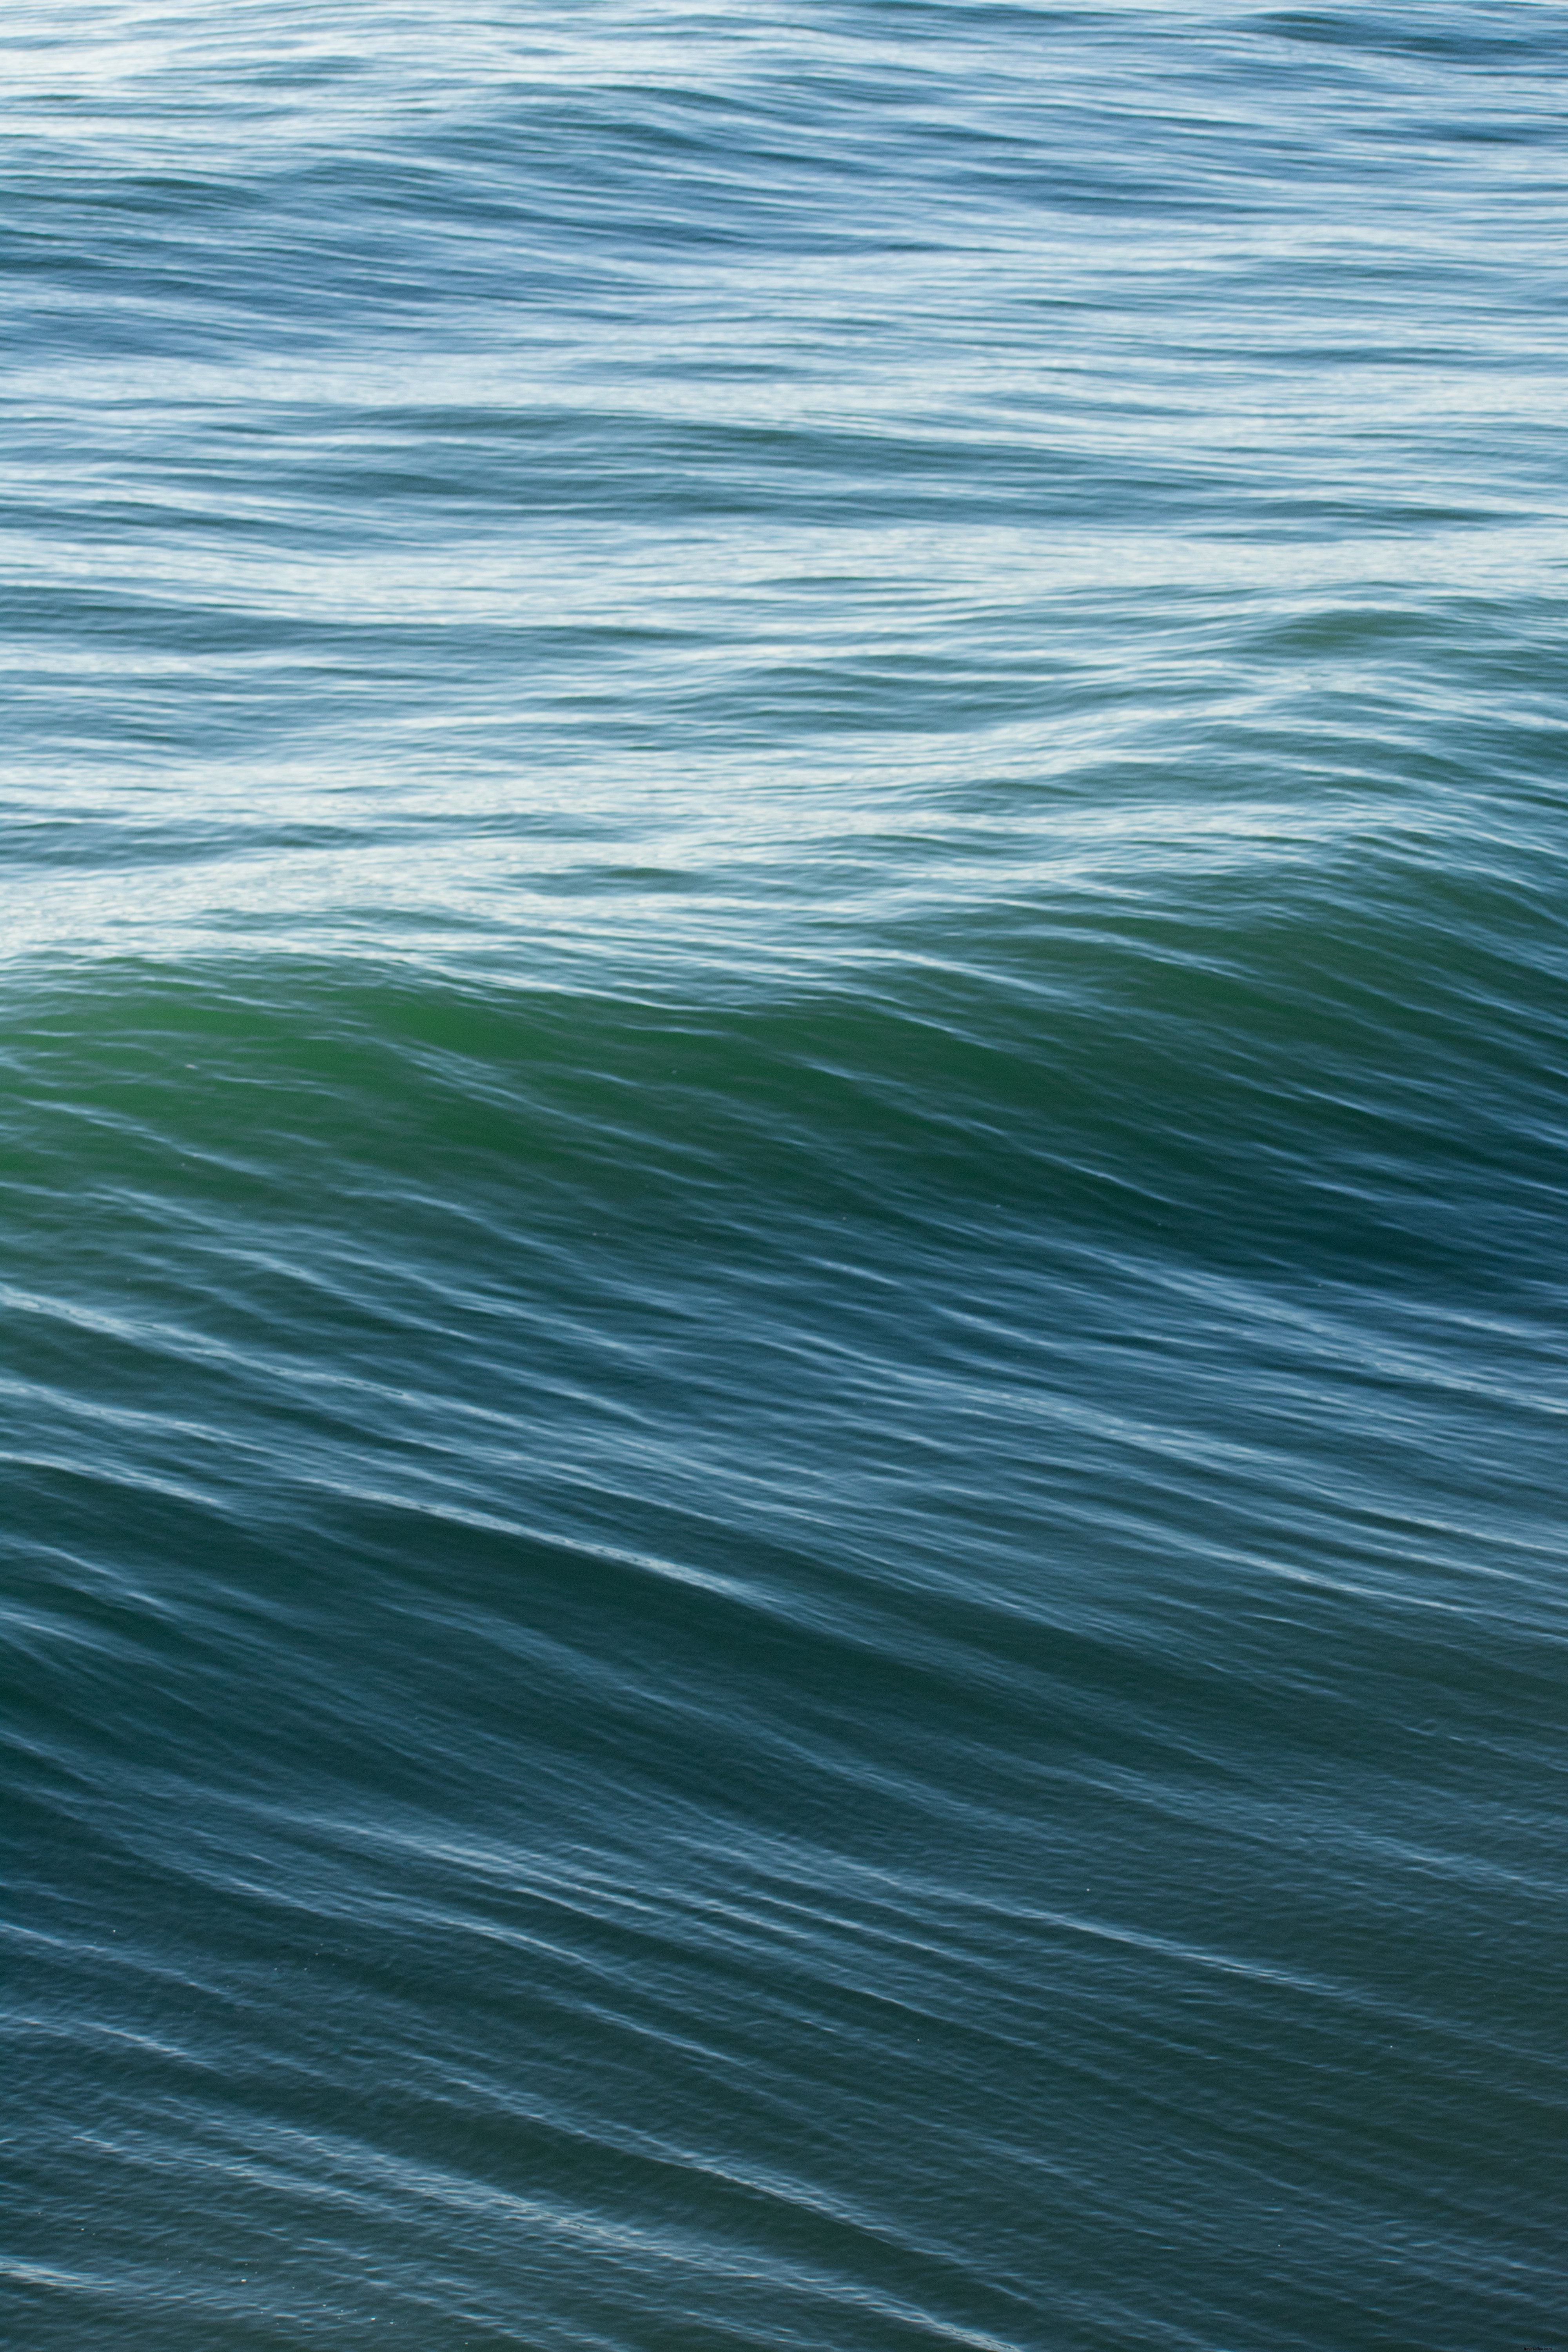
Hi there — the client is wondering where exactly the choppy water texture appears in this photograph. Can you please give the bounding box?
[5,4,1568,2346]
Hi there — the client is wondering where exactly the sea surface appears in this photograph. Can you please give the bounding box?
[5,5,1567,2347]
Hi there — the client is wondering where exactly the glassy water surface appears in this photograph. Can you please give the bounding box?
[4,4,1566,2346]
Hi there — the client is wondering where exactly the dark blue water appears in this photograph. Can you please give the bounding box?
[5,5,1568,2346]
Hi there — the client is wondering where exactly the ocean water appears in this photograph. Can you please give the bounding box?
[4,3,1567,2345]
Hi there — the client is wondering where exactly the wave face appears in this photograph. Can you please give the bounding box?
[5,5,1567,2347]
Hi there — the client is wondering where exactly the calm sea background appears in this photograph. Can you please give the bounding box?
[5,4,1567,2346]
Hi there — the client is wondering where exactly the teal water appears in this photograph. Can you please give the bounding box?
[5,6,1567,2347]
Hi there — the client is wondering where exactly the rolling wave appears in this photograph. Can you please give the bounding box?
[4,3,1567,2346]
